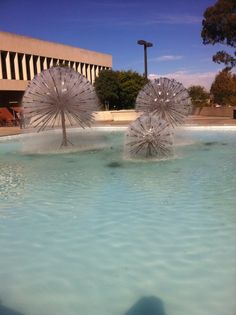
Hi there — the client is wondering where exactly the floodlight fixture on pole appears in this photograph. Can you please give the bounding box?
[137,40,153,79]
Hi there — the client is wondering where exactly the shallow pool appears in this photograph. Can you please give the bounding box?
[0,127,236,315]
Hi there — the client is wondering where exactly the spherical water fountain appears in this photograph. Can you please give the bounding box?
[136,77,192,126]
[125,114,173,159]
[126,77,192,159]
[22,66,99,147]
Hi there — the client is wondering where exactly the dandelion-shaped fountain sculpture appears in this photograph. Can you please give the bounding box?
[136,77,192,126]
[126,77,192,159]
[126,114,173,159]
[22,67,99,147]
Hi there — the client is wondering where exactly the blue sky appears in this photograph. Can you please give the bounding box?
[0,0,230,89]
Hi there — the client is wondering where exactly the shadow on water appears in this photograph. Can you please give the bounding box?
[124,296,167,315]
[203,141,227,146]
[0,304,26,315]
[107,161,123,168]
[0,295,167,315]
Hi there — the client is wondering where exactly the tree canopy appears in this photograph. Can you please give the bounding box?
[94,69,147,110]
[210,70,236,105]
[188,86,210,108]
[118,70,148,109]
[201,0,236,69]
[94,70,120,110]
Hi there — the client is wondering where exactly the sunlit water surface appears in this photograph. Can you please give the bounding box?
[0,127,236,315]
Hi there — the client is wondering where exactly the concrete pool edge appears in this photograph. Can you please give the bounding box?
[1,125,236,142]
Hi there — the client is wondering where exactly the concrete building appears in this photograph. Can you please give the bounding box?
[0,31,112,109]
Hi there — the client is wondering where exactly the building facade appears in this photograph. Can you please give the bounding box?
[0,31,112,108]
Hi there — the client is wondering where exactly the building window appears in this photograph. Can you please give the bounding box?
[75,62,80,73]
[18,54,23,80]
[33,56,38,75]
[53,58,58,67]
[1,51,7,79]
[47,58,51,69]
[40,57,45,71]
[25,55,31,80]
[85,64,88,79]
[9,52,16,79]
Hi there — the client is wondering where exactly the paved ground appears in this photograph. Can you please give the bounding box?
[1,116,236,137]
[185,115,236,126]
[0,126,22,137]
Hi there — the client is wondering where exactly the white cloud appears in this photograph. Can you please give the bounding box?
[67,14,201,27]
[153,55,183,62]
[149,71,217,90]
[146,14,201,25]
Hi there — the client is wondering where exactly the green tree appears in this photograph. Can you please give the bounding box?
[188,86,210,110]
[94,70,120,109]
[201,0,236,69]
[94,69,147,110]
[118,70,147,109]
[210,70,236,105]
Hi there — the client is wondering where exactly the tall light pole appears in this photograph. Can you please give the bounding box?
[137,40,153,79]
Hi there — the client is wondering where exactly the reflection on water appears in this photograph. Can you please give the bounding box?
[0,163,25,201]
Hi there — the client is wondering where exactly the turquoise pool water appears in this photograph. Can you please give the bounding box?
[0,127,236,315]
